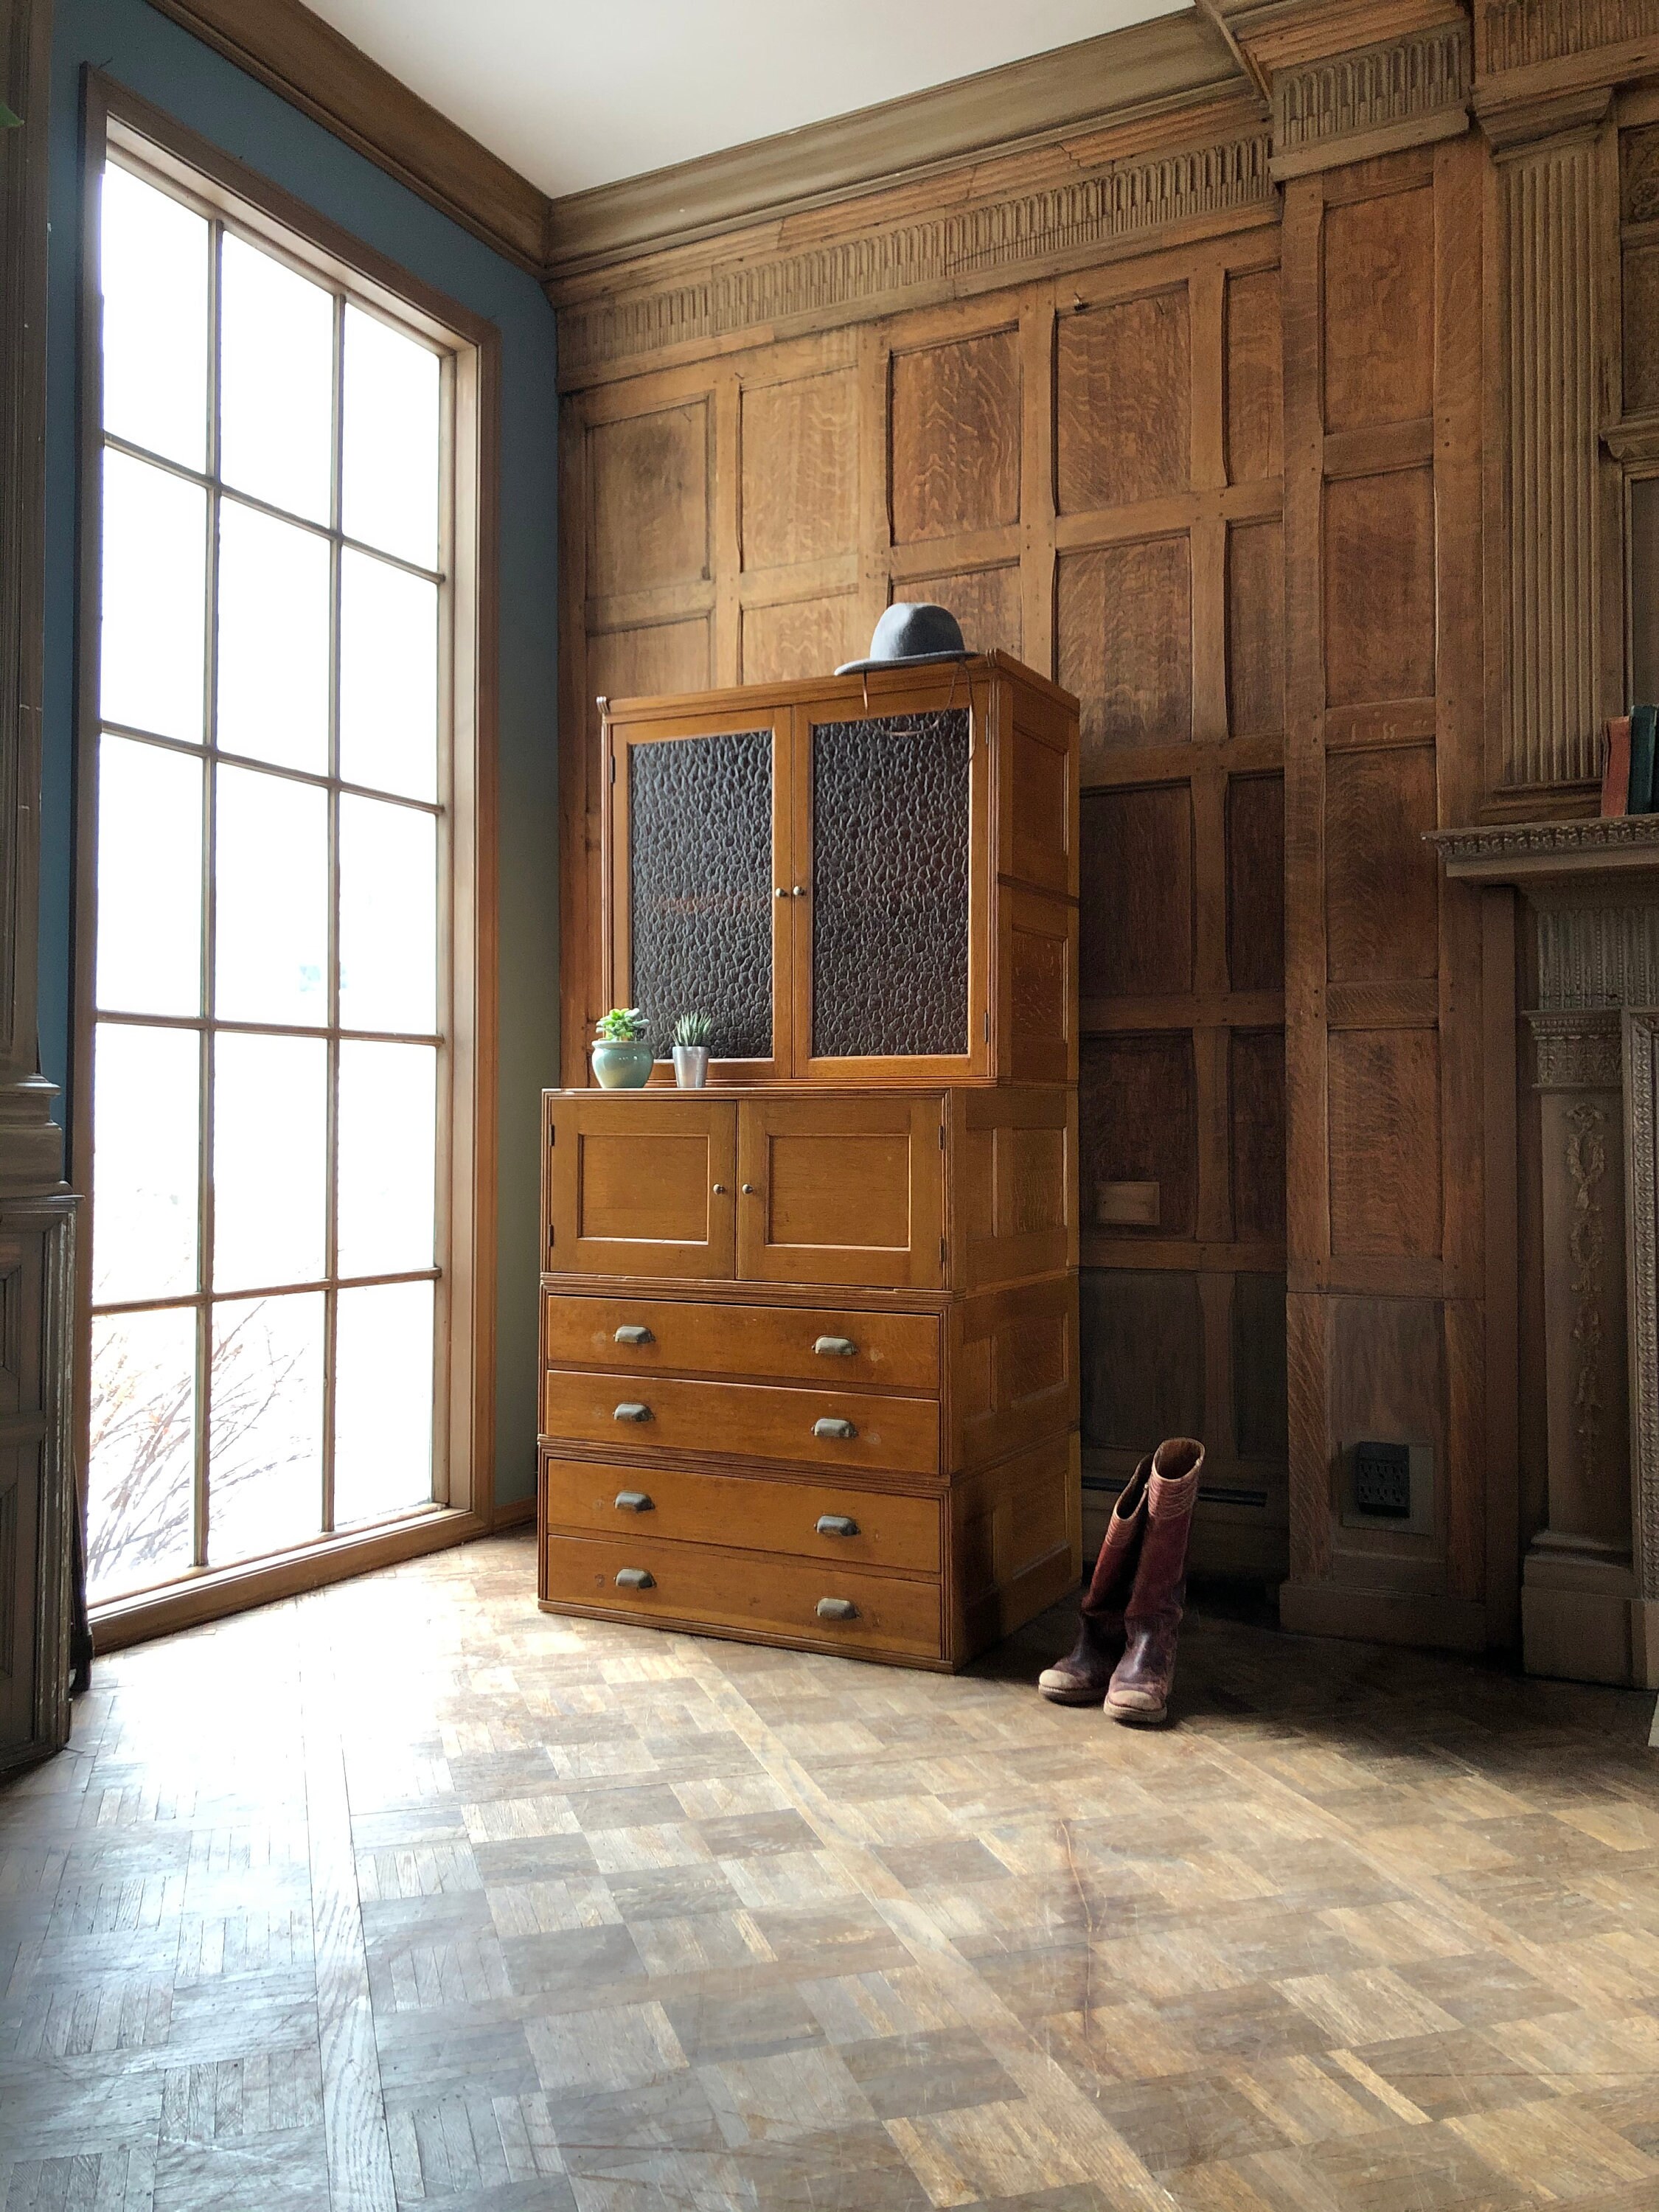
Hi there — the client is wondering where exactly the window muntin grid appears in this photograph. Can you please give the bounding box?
[85,152,452,1604]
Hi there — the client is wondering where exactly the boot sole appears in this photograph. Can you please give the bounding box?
[1037,1680,1107,1705]
[1105,1699,1169,1726]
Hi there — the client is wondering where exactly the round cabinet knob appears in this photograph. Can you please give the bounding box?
[774,886,788,899]
[741,1183,757,1195]
[790,885,807,897]
[712,1183,728,1194]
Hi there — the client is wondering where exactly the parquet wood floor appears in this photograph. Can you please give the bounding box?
[3,1535,1658,2211]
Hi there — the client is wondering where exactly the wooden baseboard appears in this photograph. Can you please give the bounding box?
[491,1495,535,1531]
[91,1507,489,1654]
[1278,1580,1489,1654]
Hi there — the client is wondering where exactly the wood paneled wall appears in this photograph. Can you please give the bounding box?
[1279,138,1489,1649]
[554,0,1659,1656]
[560,218,1293,1582]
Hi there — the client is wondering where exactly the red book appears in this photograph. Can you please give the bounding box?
[1603,715,1632,817]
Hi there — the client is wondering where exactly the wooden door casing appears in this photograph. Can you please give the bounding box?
[546,1094,737,1279]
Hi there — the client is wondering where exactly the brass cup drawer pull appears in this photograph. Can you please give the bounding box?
[816,1596,859,1622]
[613,1402,652,1423]
[613,1490,653,1513]
[615,1567,655,1590]
[813,1416,857,1441]
[613,1324,654,1346]
[815,1514,859,1539]
[813,1335,858,1358]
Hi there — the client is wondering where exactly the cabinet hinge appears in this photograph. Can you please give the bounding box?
[983,1010,990,1041]
[940,1237,947,1265]
[938,1122,947,1149]
[609,754,616,783]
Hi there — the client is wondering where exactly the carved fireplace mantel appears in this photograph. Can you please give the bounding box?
[1431,818,1659,1686]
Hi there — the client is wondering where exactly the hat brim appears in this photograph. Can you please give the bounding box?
[832,648,974,675]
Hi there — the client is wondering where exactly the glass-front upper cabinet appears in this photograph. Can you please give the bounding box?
[602,656,1077,1085]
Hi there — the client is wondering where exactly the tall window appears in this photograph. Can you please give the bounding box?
[84,145,460,1607]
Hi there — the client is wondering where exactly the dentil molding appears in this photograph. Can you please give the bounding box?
[1270,18,1472,179]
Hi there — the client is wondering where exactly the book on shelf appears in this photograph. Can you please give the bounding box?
[1603,714,1632,816]
[1632,704,1658,815]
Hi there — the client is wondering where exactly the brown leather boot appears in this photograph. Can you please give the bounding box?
[1037,1456,1151,1703]
[1104,1438,1204,1726]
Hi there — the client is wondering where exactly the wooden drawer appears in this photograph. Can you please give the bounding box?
[540,1454,940,1574]
[543,1293,938,1392]
[543,1531,942,1660]
[541,1368,939,1476]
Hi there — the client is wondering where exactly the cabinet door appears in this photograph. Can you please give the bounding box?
[736,1094,945,1289]
[608,712,792,1079]
[546,1096,737,1279]
[788,677,990,1082]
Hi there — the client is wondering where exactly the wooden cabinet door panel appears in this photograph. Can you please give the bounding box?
[540,1454,941,1573]
[543,1530,943,1660]
[543,1292,939,1391]
[546,1096,736,1279]
[736,1094,946,1288]
[541,1368,939,1476]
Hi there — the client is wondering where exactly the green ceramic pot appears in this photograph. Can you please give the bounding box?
[591,1039,653,1089]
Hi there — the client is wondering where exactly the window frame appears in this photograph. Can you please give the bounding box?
[74,71,501,1646]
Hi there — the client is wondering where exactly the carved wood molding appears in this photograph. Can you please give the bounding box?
[554,126,1275,383]
[1480,0,1659,76]
[1270,19,1472,179]
[1529,1007,1624,1085]
[1429,815,1659,872]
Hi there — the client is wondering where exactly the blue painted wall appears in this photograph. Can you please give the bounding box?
[44,0,560,1507]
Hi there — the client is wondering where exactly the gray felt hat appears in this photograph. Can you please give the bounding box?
[835,602,970,675]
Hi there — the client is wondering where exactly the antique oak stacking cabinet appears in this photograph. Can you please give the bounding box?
[539,654,1080,1667]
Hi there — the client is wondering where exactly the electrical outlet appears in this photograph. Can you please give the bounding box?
[1339,1440,1434,1535]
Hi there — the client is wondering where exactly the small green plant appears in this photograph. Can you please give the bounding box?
[595,1006,647,1041]
[671,1011,713,1048]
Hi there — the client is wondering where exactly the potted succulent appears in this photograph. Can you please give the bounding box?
[591,1007,652,1088]
[671,1012,713,1088]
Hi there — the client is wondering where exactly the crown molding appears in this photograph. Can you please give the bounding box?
[552,100,1274,386]
[142,0,547,273]
[542,10,1248,278]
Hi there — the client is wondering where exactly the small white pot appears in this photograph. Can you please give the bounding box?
[672,1044,710,1088]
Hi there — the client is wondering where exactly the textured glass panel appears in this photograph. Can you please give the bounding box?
[101,164,208,470]
[628,731,772,1060]
[207,1291,324,1565]
[86,1307,197,1604]
[334,1280,433,1527]
[811,709,970,1057]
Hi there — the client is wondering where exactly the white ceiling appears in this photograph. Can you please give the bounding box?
[304,1,1187,200]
